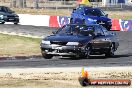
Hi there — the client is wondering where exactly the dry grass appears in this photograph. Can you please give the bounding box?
[107,11,132,20]
[12,8,71,16]
[0,33,41,56]
[11,8,132,20]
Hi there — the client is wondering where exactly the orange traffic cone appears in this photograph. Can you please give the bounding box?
[82,67,88,78]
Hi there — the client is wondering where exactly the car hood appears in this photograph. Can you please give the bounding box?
[44,34,92,42]
[86,16,111,21]
[0,12,18,16]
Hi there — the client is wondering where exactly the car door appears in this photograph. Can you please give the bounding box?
[91,25,111,48]
[101,26,119,49]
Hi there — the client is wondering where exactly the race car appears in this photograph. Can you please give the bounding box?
[70,5,112,31]
[40,24,119,59]
[0,6,19,24]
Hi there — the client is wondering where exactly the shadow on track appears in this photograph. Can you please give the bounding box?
[59,55,108,60]
[58,54,132,60]
[113,54,132,58]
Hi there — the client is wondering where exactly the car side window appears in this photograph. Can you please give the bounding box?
[0,7,2,11]
[0,7,5,12]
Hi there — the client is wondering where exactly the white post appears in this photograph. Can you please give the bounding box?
[102,0,107,6]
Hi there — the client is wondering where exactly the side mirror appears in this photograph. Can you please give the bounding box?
[105,14,108,17]
[72,9,76,13]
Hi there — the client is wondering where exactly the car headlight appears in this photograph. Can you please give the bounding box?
[41,40,50,44]
[0,15,4,19]
[88,18,97,22]
[66,42,79,45]
[66,42,84,46]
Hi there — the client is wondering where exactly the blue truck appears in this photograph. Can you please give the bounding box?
[70,5,112,31]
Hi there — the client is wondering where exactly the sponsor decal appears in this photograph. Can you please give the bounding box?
[49,16,59,27]
[119,20,132,31]
[49,15,132,31]
[78,67,131,86]
[49,16,70,27]
[111,19,132,31]
[57,16,70,27]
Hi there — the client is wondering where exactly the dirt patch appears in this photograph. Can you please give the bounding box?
[0,67,131,88]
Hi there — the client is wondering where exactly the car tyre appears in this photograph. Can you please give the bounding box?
[105,43,115,57]
[14,22,18,25]
[82,19,86,25]
[105,26,111,31]
[0,22,5,24]
[41,50,53,59]
[85,46,91,59]
[70,18,73,24]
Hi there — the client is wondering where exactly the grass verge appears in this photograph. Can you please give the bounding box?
[0,33,41,56]
[11,8,132,20]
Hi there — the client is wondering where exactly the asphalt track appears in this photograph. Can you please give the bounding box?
[0,24,132,68]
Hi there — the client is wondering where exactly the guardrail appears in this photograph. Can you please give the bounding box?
[18,14,132,31]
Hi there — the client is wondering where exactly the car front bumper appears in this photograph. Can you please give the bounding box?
[40,44,84,56]
[0,17,19,23]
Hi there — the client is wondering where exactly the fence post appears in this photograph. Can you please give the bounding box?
[18,0,26,8]
[33,0,39,9]
[10,0,16,8]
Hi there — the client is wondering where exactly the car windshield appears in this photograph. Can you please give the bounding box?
[6,7,13,13]
[57,25,94,36]
[84,8,106,16]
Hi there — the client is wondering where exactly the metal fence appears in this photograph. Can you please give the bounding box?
[0,0,131,11]
[0,0,77,9]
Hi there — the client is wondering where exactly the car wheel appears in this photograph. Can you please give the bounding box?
[41,50,53,59]
[70,18,73,24]
[105,43,115,57]
[14,22,18,25]
[82,19,86,25]
[105,26,111,31]
[0,22,5,24]
[85,46,91,59]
